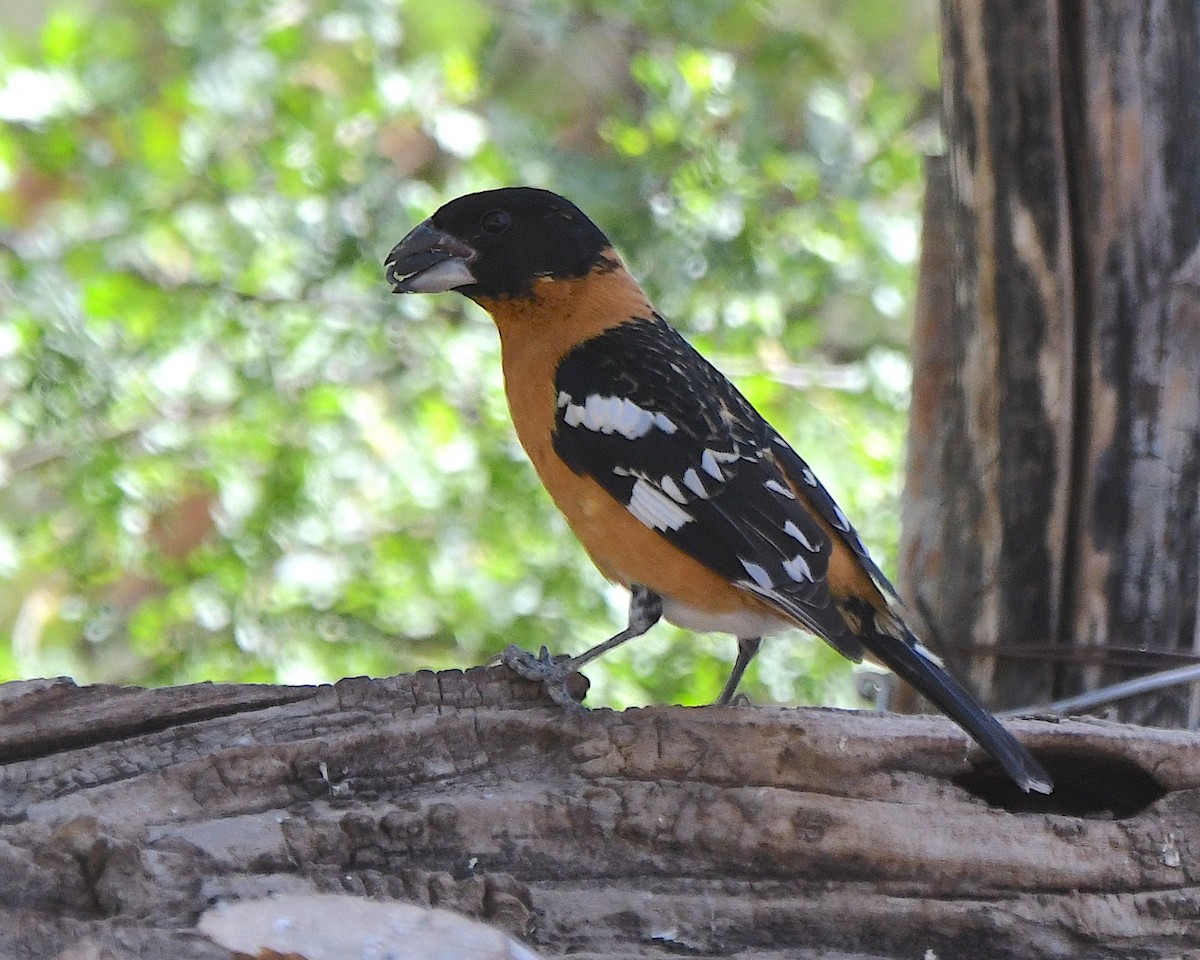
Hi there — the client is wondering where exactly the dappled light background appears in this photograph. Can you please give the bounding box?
[0,0,936,707]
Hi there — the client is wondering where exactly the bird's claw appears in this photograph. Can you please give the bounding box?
[500,643,569,677]
[499,644,588,711]
[712,691,755,708]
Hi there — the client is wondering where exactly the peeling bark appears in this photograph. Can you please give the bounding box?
[904,2,1200,720]
[1,670,1198,959]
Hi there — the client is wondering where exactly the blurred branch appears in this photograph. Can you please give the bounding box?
[3,424,145,475]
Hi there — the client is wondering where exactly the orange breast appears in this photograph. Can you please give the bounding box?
[503,346,768,616]
[475,262,779,618]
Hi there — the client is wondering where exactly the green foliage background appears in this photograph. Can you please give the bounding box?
[0,0,936,707]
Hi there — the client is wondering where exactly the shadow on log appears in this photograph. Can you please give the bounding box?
[1,667,1198,959]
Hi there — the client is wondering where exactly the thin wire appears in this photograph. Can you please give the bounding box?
[858,662,1200,731]
[998,662,1200,726]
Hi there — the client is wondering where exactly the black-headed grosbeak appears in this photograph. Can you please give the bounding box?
[384,187,1052,794]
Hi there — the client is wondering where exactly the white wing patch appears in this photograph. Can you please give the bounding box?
[701,449,724,481]
[560,392,677,440]
[681,468,709,498]
[764,479,795,499]
[783,553,814,583]
[739,559,773,589]
[660,475,686,504]
[627,478,693,531]
[782,520,817,551]
[831,503,851,531]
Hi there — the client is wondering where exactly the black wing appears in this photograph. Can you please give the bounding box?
[552,315,888,658]
[552,316,1053,793]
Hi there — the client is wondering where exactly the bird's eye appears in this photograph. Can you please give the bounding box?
[481,210,511,234]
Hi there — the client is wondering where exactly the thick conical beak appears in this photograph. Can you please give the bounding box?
[383,220,478,293]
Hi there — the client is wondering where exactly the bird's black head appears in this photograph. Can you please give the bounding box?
[384,187,612,301]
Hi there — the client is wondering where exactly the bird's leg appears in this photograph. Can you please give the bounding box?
[568,584,663,670]
[714,635,762,705]
[501,585,663,708]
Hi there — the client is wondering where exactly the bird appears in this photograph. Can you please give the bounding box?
[383,186,1052,795]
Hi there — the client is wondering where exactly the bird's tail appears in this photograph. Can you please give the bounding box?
[856,601,1053,794]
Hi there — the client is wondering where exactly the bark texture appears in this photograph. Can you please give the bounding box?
[903,2,1200,721]
[2,669,1198,959]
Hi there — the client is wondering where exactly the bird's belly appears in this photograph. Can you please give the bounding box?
[539,455,786,623]
[660,597,792,638]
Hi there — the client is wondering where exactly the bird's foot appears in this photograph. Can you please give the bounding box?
[500,643,570,679]
[711,691,755,707]
[499,644,589,711]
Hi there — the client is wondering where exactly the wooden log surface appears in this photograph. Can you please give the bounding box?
[1,668,1198,959]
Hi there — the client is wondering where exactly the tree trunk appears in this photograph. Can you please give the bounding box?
[2,670,1198,959]
[902,1,1200,721]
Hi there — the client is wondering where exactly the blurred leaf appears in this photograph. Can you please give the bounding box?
[0,0,935,710]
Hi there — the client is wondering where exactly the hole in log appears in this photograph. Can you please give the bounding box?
[955,750,1167,819]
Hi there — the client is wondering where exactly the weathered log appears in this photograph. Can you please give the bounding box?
[1,669,1197,959]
